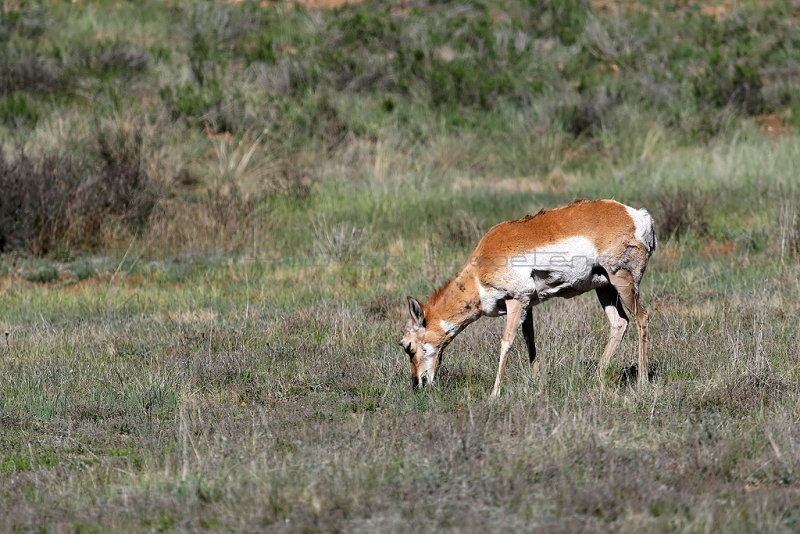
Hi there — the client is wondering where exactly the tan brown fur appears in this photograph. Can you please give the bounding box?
[477,199,635,259]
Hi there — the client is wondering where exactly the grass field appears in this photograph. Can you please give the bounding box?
[2,0,800,531]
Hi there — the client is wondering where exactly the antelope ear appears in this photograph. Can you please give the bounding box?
[407,296,425,327]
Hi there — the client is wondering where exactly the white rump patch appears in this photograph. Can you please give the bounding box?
[624,205,657,254]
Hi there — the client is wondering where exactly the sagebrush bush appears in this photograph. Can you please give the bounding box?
[654,188,710,239]
[0,48,67,95]
[183,2,251,87]
[79,41,150,77]
[0,151,84,253]
[21,265,58,284]
[0,126,158,254]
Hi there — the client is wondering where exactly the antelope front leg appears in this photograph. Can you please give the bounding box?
[491,299,523,398]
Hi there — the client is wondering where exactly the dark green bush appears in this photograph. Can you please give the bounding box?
[526,0,590,45]
[244,33,277,65]
[160,83,223,125]
[693,58,765,115]
[0,93,39,127]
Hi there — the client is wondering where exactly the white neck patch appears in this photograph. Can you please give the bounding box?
[440,319,459,336]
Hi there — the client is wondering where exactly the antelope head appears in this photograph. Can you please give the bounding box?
[399,296,444,389]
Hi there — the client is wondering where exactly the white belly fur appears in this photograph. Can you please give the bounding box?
[477,236,606,314]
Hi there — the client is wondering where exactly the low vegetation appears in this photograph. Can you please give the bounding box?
[1,0,800,531]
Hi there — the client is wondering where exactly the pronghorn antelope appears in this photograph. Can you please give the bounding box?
[399,199,657,397]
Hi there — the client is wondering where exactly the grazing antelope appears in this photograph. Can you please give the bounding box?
[399,199,657,397]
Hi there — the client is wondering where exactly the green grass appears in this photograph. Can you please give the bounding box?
[1,132,799,528]
[2,0,800,531]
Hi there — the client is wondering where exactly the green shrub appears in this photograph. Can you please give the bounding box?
[72,263,97,281]
[0,92,39,126]
[527,0,590,45]
[693,55,765,115]
[21,266,59,284]
[160,83,223,125]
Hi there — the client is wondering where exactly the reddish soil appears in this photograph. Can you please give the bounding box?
[756,113,792,138]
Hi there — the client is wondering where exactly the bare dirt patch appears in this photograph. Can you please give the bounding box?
[756,113,793,138]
